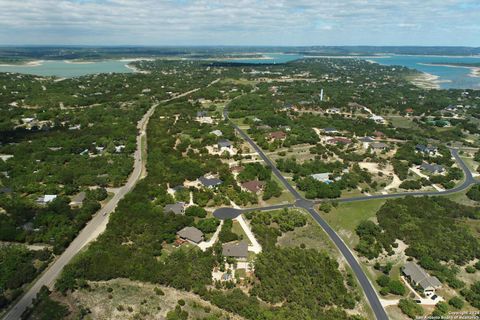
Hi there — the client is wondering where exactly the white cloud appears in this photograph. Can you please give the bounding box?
[0,0,478,45]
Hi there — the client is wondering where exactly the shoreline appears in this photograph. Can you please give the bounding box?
[0,60,44,67]
[409,72,442,90]
[420,63,480,78]
[124,63,150,74]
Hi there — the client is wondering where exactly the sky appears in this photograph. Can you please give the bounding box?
[0,0,479,46]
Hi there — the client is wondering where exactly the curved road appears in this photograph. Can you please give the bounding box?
[222,110,478,320]
[3,86,208,320]
[329,148,478,204]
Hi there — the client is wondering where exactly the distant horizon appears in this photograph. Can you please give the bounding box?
[0,45,480,48]
[1,1,479,47]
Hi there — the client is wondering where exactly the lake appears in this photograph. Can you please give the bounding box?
[1,54,479,89]
[367,55,480,90]
[0,60,133,78]
[225,53,480,89]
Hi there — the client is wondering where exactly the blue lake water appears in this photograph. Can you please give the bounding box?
[367,55,480,89]
[1,54,479,89]
[0,60,133,78]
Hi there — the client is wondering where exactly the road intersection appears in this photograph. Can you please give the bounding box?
[215,109,479,320]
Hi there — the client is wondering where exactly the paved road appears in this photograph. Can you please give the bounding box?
[222,110,389,320]
[222,108,479,320]
[3,85,209,320]
[325,148,478,204]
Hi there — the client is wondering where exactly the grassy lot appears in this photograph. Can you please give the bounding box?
[387,116,418,129]
[68,278,241,320]
[318,199,386,249]
[277,210,338,257]
[461,156,479,174]
[159,242,197,262]
[445,188,479,206]
[262,175,295,206]
[231,220,252,245]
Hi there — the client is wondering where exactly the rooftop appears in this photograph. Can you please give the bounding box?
[222,241,248,258]
[403,262,442,290]
[163,202,185,215]
[177,226,204,243]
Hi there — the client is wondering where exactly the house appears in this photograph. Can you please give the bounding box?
[217,139,233,150]
[68,124,81,130]
[70,191,86,207]
[115,145,125,153]
[269,131,287,140]
[196,111,213,124]
[359,136,375,149]
[359,136,375,143]
[177,226,204,243]
[222,241,248,259]
[326,108,341,114]
[241,180,265,193]
[402,262,442,296]
[36,195,57,205]
[323,127,339,134]
[256,124,272,131]
[310,173,333,183]
[370,115,386,124]
[199,176,222,188]
[327,137,352,145]
[405,107,414,114]
[419,163,445,174]
[370,142,388,151]
[163,202,186,215]
[210,130,223,137]
[416,144,438,156]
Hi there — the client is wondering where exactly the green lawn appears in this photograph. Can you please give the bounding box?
[231,220,252,245]
[277,210,338,257]
[461,156,479,174]
[387,116,417,129]
[445,187,479,206]
[318,199,386,248]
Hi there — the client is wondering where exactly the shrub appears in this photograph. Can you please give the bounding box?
[398,299,423,319]
[387,280,406,296]
[449,296,464,309]
[376,275,390,287]
[185,206,207,218]
[465,265,476,274]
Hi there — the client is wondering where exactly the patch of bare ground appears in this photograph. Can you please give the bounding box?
[60,278,244,320]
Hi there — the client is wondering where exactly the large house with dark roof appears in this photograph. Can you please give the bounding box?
[222,241,248,260]
[177,226,204,243]
[269,131,287,140]
[199,176,222,188]
[241,180,265,193]
[416,144,438,156]
[402,262,442,296]
[163,202,186,215]
[419,163,445,174]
